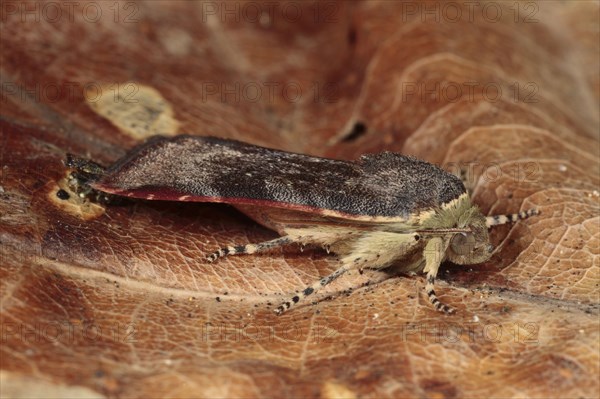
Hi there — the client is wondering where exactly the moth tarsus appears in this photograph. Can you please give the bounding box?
[65,154,106,176]
[205,237,291,263]
[64,135,540,315]
[62,154,120,205]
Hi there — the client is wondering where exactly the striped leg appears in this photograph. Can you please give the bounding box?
[275,264,352,315]
[206,236,291,263]
[423,237,454,314]
[486,209,539,228]
[425,274,454,314]
[274,232,422,315]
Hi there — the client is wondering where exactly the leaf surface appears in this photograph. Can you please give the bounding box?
[1,2,598,398]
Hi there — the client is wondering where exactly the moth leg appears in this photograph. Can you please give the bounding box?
[275,232,421,315]
[274,263,352,316]
[206,236,291,263]
[64,154,118,204]
[65,154,106,177]
[422,237,454,314]
[485,209,539,228]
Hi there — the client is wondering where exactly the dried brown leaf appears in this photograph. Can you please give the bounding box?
[1,1,598,398]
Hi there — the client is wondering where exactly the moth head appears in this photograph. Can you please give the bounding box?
[446,215,493,265]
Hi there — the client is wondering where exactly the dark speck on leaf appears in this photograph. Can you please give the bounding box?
[342,122,367,142]
[56,189,70,200]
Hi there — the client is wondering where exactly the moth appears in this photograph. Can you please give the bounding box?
[65,135,539,315]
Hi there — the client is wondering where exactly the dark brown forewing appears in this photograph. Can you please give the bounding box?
[93,135,466,219]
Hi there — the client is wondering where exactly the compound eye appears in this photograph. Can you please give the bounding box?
[451,233,476,255]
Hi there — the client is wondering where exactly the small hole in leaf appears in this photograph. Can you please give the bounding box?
[56,189,70,200]
[343,122,367,142]
[348,28,357,45]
